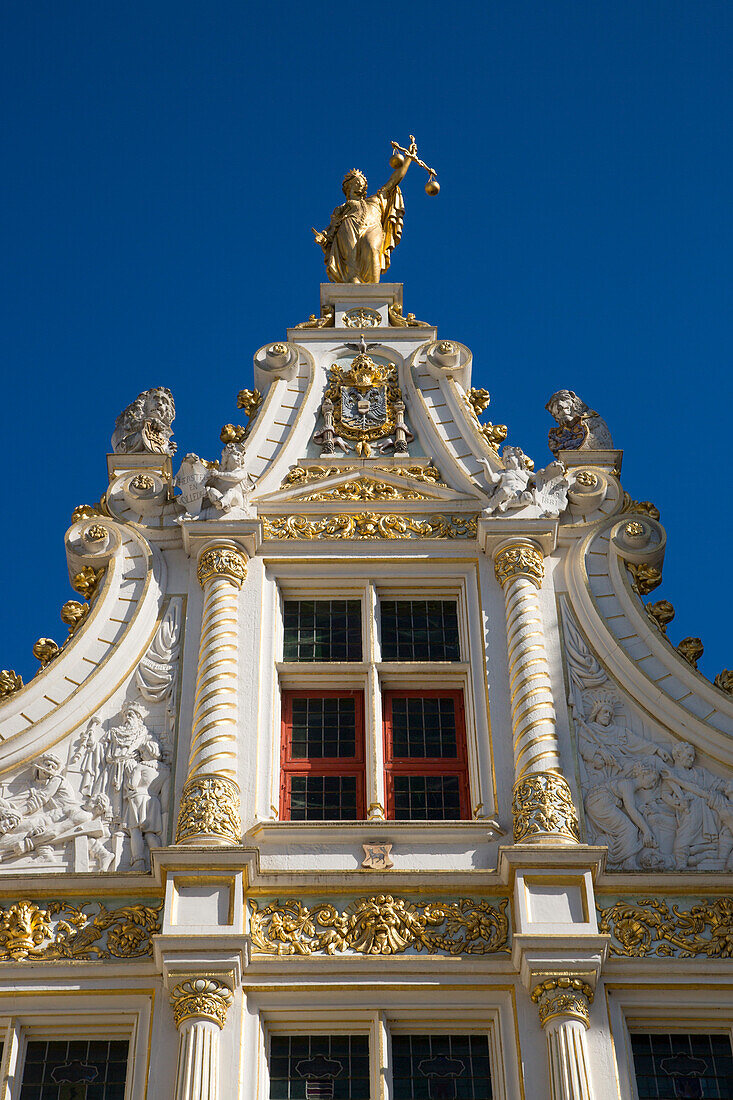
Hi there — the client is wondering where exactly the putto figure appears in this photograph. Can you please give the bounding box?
[313,136,439,284]
[111,386,176,456]
[545,389,613,456]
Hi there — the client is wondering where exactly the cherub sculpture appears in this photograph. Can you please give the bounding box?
[545,390,613,456]
[206,443,254,518]
[482,446,533,512]
[111,387,176,456]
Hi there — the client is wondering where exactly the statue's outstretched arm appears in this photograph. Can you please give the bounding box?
[381,156,412,194]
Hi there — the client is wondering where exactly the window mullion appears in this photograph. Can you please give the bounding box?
[373,1011,392,1100]
[0,1019,18,1100]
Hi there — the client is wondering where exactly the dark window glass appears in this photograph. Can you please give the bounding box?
[631,1033,733,1099]
[20,1040,128,1100]
[391,697,457,758]
[380,601,460,662]
[393,775,461,820]
[289,776,358,820]
[283,601,362,662]
[290,698,357,759]
[392,1034,492,1099]
[269,1034,370,1099]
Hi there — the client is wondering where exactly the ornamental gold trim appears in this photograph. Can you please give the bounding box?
[262,513,478,541]
[494,544,544,588]
[598,897,733,958]
[531,978,594,1028]
[170,977,234,1029]
[0,898,162,961]
[300,477,430,502]
[196,546,247,589]
[175,774,242,845]
[512,772,580,844]
[281,464,445,488]
[249,895,509,956]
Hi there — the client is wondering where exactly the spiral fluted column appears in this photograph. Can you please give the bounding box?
[171,978,234,1100]
[176,543,247,845]
[493,539,579,843]
[532,979,594,1100]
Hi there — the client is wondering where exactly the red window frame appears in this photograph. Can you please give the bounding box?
[280,690,365,820]
[382,689,470,820]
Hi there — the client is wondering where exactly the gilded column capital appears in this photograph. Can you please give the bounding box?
[196,544,248,589]
[493,540,544,588]
[531,977,594,1029]
[170,977,234,1029]
[512,771,580,844]
[176,774,242,845]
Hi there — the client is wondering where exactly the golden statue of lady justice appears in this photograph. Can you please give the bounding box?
[312,136,439,284]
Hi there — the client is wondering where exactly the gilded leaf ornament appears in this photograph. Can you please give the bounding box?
[249,896,509,956]
[598,897,733,958]
[300,477,430,502]
[262,513,478,541]
[282,464,445,488]
[0,899,163,961]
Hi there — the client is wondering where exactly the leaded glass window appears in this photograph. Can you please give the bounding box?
[269,1035,370,1099]
[392,1034,492,1099]
[281,693,365,820]
[20,1039,129,1100]
[289,775,358,820]
[383,692,469,820]
[391,697,458,758]
[290,698,357,759]
[380,601,460,662]
[631,1033,733,1099]
[283,601,362,662]
[392,775,462,820]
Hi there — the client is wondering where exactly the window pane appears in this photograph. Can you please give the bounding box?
[393,775,461,820]
[290,698,357,759]
[392,1035,492,1099]
[289,776,358,820]
[380,601,460,662]
[21,1040,129,1100]
[631,1033,733,1099]
[391,698,458,758]
[269,1035,370,1099]
[283,601,362,662]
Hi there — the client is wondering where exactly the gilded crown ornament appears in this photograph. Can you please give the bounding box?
[312,135,438,284]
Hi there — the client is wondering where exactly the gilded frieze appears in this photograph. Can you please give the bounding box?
[598,897,733,958]
[0,898,163,961]
[249,895,509,956]
[262,513,478,541]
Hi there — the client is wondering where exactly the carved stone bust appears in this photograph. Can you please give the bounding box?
[111,387,176,456]
[545,390,613,456]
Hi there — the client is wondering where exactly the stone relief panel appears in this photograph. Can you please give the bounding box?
[561,599,733,871]
[0,600,181,874]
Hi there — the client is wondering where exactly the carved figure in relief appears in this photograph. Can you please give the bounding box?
[561,599,733,870]
[545,390,613,456]
[103,702,167,867]
[111,387,176,456]
[481,449,570,517]
[584,763,661,869]
[70,717,107,799]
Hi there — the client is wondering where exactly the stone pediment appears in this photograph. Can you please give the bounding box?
[254,461,481,510]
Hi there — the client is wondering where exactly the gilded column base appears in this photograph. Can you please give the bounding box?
[175,775,242,845]
[512,772,580,844]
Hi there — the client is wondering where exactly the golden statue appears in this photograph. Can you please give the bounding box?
[313,136,439,284]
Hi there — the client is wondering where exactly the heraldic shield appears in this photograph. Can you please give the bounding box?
[324,346,402,447]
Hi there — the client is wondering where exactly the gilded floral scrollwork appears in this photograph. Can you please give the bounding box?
[170,977,234,1029]
[0,670,23,698]
[249,896,509,956]
[262,513,477,541]
[196,546,248,589]
[512,772,580,844]
[175,775,242,844]
[494,545,544,588]
[301,478,429,502]
[531,978,594,1028]
[0,899,162,961]
[598,897,733,958]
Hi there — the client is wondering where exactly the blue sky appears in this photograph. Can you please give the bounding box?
[2,1,731,683]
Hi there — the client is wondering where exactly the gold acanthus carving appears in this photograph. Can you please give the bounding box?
[0,670,23,698]
[714,670,733,696]
[32,638,61,668]
[494,545,544,588]
[388,303,431,327]
[196,546,248,589]
[531,978,594,1028]
[60,599,89,636]
[171,977,234,1029]
[627,561,663,596]
[175,775,242,844]
[293,304,335,329]
[72,566,105,602]
[621,493,660,521]
[677,636,704,669]
[249,896,509,957]
[598,898,733,958]
[282,464,444,487]
[512,772,580,844]
[0,899,162,961]
[300,477,430,502]
[262,513,478,541]
[646,599,675,634]
[463,389,508,453]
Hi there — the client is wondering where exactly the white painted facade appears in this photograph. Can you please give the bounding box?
[0,280,731,1099]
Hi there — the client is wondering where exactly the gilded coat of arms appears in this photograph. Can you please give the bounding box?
[324,342,402,454]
